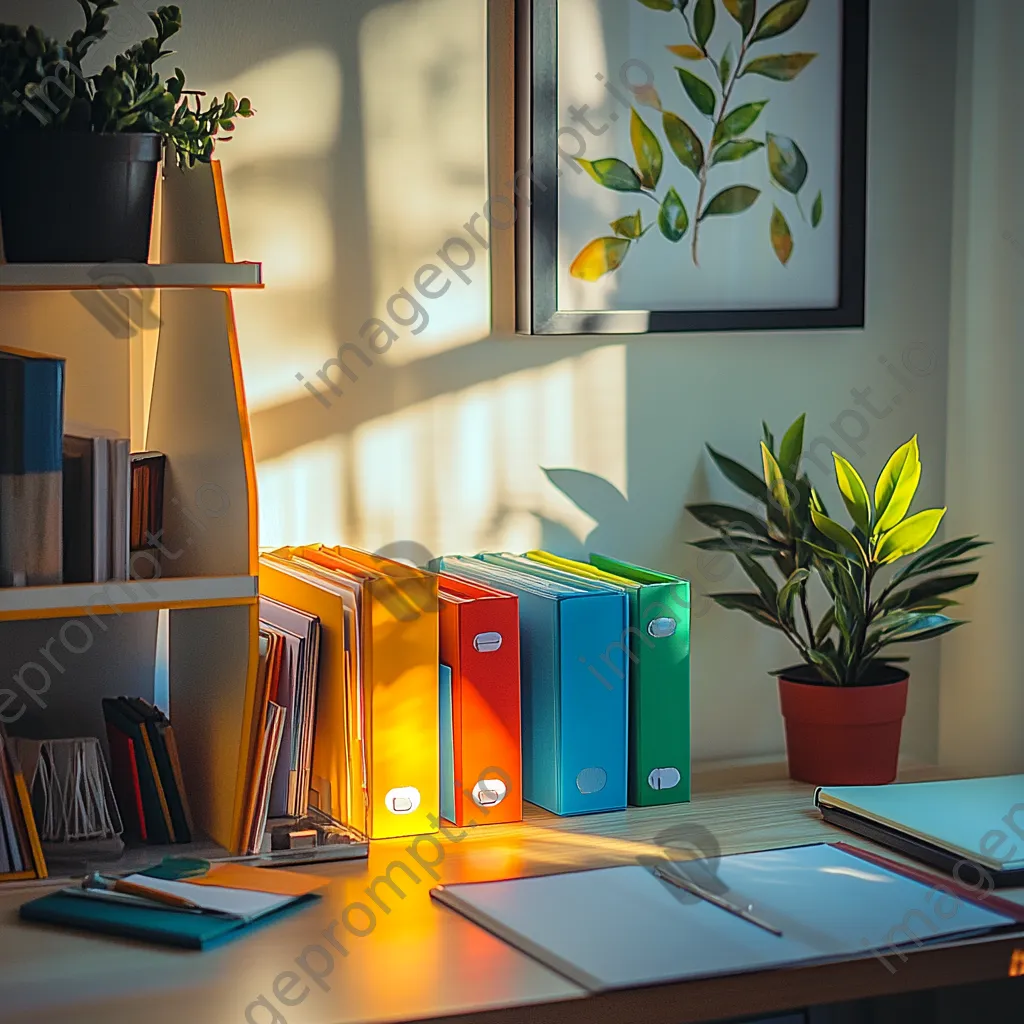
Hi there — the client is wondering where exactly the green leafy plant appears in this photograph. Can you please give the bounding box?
[571,0,823,279]
[0,1,254,168]
[687,418,987,686]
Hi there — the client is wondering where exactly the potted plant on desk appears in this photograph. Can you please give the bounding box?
[688,417,986,785]
[0,1,254,263]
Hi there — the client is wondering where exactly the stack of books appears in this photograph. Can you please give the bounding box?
[0,727,47,882]
[237,600,322,855]
[102,697,193,845]
[62,431,132,584]
[1,344,168,587]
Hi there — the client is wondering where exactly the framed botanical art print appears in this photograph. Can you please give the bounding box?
[513,0,869,334]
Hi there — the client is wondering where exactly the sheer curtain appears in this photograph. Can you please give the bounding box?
[939,0,1024,773]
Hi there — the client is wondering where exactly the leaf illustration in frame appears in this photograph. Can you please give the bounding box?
[663,111,704,176]
[701,185,761,219]
[723,0,756,35]
[570,237,631,281]
[713,100,768,146]
[742,53,818,81]
[752,0,810,43]
[811,191,824,227]
[710,138,764,166]
[719,43,735,89]
[658,187,690,242]
[770,205,794,265]
[766,133,809,194]
[630,82,663,111]
[676,67,717,118]
[630,108,663,189]
[694,0,716,49]
[611,210,644,239]
[636,0,675,9]
[576,157,643,192]
[667,44,705,60]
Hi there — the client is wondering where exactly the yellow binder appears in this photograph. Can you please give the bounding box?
[260,546,440,840]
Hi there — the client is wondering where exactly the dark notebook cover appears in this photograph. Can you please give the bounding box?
[105,724,147,841]
[818,804,1024,888]
[61,437,94,584]
[101,698,173,844]
[126,697,192,843]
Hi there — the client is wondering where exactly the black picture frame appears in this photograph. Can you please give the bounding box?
[514,0,870,336]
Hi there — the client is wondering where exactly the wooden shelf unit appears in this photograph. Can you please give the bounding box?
[0,262,263,290]
[0,576,258,622]
[0,161,262,862]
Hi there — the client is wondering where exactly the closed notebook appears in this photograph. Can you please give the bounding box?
[436,572,522,826]
[815,775,1024,886]
[0,347,65,587]
[524,552,691,807]
[436,555,628,816]
[430,843,1019,993]
[19,872,322,950]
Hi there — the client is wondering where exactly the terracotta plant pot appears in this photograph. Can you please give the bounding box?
[777,665,909,785]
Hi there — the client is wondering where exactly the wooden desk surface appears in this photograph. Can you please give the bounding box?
[1,775,1021,1024]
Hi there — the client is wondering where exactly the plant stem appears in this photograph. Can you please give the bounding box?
[799,590,816,651]
[690,29,751,266]
[851,564,876,684]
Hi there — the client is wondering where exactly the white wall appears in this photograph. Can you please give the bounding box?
[939,0,1024,775]
[5,0,962,765]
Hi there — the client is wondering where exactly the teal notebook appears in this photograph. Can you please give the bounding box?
[19,885,319,949]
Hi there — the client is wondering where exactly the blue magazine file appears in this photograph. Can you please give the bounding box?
[438,555,628,815]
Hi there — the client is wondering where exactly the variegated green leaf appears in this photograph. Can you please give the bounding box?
[874,436,921,534]
[778,414,805,479]
[760,442,792,519]
[875,508,946,565]
[811,507,866,563]
[832,453,872,535]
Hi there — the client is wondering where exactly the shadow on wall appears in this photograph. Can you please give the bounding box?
[186,0,626,558]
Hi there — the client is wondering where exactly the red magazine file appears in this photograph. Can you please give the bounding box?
[438,573,522,827]
[105,724,146,841]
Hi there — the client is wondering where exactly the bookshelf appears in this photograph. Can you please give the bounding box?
[0,161,274,875]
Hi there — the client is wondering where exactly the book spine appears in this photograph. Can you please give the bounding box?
[0,356,64,587]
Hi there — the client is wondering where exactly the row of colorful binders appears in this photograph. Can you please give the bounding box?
[256,546,690,843]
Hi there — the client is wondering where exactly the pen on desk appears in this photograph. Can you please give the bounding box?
[653,865,784,937]
[82,872,202,911]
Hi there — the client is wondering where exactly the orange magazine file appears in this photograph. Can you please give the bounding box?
[302,546,439,840]
[437,573,522,827]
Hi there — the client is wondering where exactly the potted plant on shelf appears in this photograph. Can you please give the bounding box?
[688,416,986,785]
[0,1,254,263]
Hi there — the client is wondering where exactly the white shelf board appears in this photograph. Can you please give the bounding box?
[0,262,262,291]
[0,575,258,620]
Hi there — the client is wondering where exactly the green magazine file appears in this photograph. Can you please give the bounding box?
[523,552,691,806]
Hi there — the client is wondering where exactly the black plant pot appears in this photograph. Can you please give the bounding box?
[0,132,162,263]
